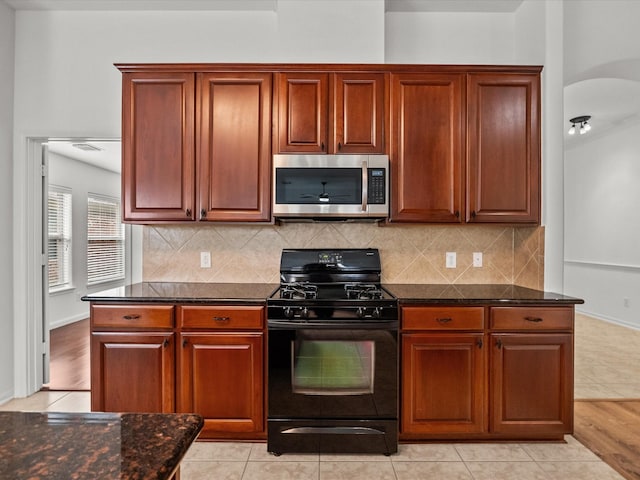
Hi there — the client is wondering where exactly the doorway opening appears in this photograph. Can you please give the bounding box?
[30,138,141,393]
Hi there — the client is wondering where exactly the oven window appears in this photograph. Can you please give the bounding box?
[291,339,375,395]
[275,168,362,204]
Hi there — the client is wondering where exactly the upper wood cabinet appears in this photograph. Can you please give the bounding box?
[197,72,272,222]
[390,73,464,222]
[276,72,387,154]
[467,73,540,223]
[120,68,272,224]
[122,72,196,222]
[390,70,541,224]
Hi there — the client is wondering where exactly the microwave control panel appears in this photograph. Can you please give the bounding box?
[368,169,386,204]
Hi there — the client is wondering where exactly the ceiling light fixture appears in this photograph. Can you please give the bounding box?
[568,115,591,135]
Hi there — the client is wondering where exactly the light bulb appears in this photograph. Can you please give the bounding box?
[584,122,591,132]
[579,124,586,134]
[568,125,576,135]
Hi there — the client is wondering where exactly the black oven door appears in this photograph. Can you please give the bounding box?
[268,325,398,419]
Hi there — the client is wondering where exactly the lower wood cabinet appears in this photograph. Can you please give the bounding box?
[91,331,175,413]
[490,333,573,436]
[401,304,574,440]
[402,333,485,435]
[178,332,264,439]
[90,302,266,440]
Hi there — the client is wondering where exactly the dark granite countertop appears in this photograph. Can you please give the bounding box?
[384,284,584,305]
[0,411,203,479]
[82,282,279,304]
[82,282,583,306]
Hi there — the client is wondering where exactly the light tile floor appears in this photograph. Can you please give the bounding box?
[1,314,636,479]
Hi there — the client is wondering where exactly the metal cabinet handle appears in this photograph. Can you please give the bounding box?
[476,338,483,349]
[123,314,141,320]
[200,208,206,219]
[163,338,170,348]
[470,210,477,219]
[338,142,342,150]
[525,316,543,323]
[496,339,503,349]
[321,142,325,151]
[186,208,192,217]
[436,317,452,324]
[454,210,460,219]
[213,316,231,323]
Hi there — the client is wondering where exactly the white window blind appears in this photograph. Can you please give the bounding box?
[87,194,125,285]
[48,186,72,291]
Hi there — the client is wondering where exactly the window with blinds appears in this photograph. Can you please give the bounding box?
[48,186,72,292]
[87,194,125,285]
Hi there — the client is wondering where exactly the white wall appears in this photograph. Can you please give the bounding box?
[563,0,640,329]
[564,120,640,329]
[10,2,560,397]
[47,152,123,329]
[0,1,15,404]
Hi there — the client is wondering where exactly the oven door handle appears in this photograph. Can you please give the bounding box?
[267,319,398,330]
[281,426,386,435]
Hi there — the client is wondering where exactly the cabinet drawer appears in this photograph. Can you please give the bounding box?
[402,307,484,330]
[91,304,174,329]
[490,307,573,331]
[179,305,264,330]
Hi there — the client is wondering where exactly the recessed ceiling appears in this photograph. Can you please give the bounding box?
[564,78,640,143]
[47,140,121,173]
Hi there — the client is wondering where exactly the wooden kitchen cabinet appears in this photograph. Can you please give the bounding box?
[390,73,465,222]
[401,304,573,440]
[90,304,176,413]
[489,306,574,436]
[197,72,272,222]
[177,305,265,439]
[276,72,387,154]
[401,306,485,435]
[467,73,541,223]
[390,69,541,224]
[402,333,486,435]
[121,72,196,222]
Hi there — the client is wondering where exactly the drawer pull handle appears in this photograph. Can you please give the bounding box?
[476,339,483,349]
[436,317,452,324]
[213,316,231,323]
[123,314,141,320]
[525,316,543,323]
[496,339,503,349]
[163,339,170,348]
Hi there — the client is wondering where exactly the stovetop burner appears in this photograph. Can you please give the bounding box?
[280,283,318,300]
[344,283,383,300]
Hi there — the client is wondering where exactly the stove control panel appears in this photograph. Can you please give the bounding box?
[317,252,342,266]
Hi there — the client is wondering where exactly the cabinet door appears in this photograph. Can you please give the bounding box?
[402,333,486,435]
[178,333,264,437]
[467,73,540,223]
[91,332,175,413]
[276,73,329,153]
[390,73,464,222]
[334,73,386,154]
[198,72,272,222]
[490,333,573,436]
[122,72,195,222]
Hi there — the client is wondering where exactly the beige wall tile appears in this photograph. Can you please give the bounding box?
[142,224,545,286]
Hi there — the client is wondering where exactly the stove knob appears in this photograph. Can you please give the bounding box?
[357,307,365,318]
[284,307,294,318]
[372,307,381,319]
[300,307,310,319]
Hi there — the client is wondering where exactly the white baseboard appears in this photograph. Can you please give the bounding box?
[49,313,89,330]
[576,307,640,331]
[0,387,15,406]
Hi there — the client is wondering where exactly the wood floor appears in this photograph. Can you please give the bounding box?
[574,400,640,480]
[44,318,90,391]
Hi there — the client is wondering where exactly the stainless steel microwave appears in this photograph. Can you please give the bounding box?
[272,154,389,219]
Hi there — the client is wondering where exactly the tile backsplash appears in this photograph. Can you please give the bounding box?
[142,223,544,289]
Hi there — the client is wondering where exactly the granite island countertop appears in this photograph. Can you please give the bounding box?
[0,411,203,480]
[383,283,584,305]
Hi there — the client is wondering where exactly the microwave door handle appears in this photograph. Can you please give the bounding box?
[361,159,368,212]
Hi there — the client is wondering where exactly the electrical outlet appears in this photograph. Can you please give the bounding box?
[445,252,456,269]
[473,252,483,267]
[200,251,211,269]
